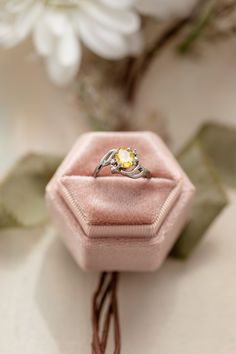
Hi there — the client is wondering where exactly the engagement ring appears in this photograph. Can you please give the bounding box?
[93,147,151,179]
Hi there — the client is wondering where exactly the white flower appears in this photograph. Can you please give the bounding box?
[0,0,141,85]
[135,0,200,20]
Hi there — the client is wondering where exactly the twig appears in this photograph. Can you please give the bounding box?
[125,0,211,102]
[91,272,121,354]
[125,18,189,101]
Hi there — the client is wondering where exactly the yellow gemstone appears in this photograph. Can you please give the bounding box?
[115,148,135,169]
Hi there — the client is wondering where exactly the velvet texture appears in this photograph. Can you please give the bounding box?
[46,132,195,271]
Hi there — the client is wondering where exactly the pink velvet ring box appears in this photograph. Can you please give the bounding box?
[46,131,195,272]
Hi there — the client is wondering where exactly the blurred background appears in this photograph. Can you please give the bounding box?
[0,1,236,353]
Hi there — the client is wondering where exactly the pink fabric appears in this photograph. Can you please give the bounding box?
[46,131,195,271]
[58,176,181,237]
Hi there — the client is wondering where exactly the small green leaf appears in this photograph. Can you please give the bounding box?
[0,154,62,229]
[198,122,236,188]
[177,0,216,53]
[0,203,18,228]
[172,135,228,258]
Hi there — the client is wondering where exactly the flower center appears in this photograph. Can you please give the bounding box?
[115,148,135,169]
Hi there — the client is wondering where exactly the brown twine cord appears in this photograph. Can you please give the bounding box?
[92,272,121,354]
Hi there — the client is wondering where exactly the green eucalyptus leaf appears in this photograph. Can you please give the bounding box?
[198,123,236,188]
[0,154,62,229]
[0,203,18,228]
[177,0,216,53]
[172,135,228,258]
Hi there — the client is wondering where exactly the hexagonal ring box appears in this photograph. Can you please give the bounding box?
[46,132,195,271]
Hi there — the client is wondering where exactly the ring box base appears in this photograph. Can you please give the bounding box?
[46,131,195,271]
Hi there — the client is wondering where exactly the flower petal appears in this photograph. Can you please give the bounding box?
[5,0,35,13]
[74,12,130,59]
[98,0,136,9]
[79,0,140,34]
[15,3,43,41]
[46,27,81,86]
[46,43,81,86]
[56,26,80,67]
[44,10,69,37]
[33,16,54,56]
[0,2,42,47]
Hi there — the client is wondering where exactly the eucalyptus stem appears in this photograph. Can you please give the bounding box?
[178,0,216,53]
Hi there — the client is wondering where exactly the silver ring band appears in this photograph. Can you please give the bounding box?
[93,147,151,179]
